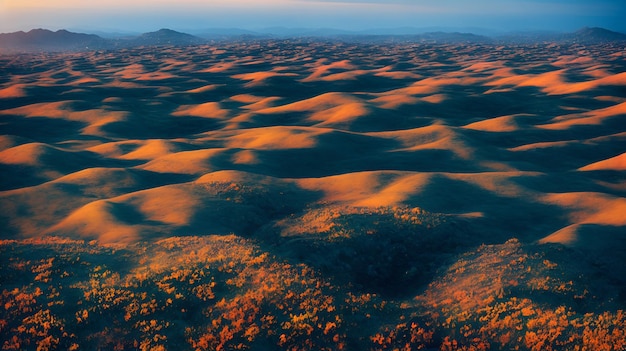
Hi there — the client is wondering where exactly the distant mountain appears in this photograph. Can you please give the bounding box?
[415,32,493,44]
[248,27,493,43]
[70,29,141,39]
[497,27,626,44]
[495,30,562,44]
[0,29,108,52]
[129,28,205,46]
[336,32,493,44]
[571,27,626,43]
[358,26,499,36]
[0,28,206,52]
[1,26,624,53]
[195,28,264,39]
[259,27,355,37]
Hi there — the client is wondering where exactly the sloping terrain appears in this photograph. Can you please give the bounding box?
[1,40,625,350]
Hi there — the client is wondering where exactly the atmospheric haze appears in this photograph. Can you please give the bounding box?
[1,0,625,34]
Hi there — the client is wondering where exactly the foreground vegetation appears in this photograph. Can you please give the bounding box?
[1,232,624,350]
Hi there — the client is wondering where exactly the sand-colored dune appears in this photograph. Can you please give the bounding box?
[370,94,420,109]
[295,171,431,207]
[139,148,225,175]
[463,114,529,132]
[0,142,102,174]
[47,200,143,242]
[1,40,626,350]
[308,102,370,127]
[52,167,174,197]
[0,101,73,119]
[0,101,129,136]
[543,192,626,227]
[538,191,626,250]
[185,84,220,94]
[486,69,626,96]
[229,94,282,110]
[172,102,230,119]
[539,101,626,130]
[0,83,28,98]
[87,139,190,161]
[0,135,30,150]
[257,92,362,115]
[119,139,186,160]
[225,126,323,150]
[301,59,357,82]
[580,152,626,171]
[2,41,623,244]
[232,71,299,87]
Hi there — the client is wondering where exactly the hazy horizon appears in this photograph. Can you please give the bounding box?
[2,0,626,35]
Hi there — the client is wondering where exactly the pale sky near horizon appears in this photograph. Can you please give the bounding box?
[1,0,625,34]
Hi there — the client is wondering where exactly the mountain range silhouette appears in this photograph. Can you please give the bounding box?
[1,26,625,52]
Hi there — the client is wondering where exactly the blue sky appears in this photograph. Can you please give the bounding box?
[1,0,625,34]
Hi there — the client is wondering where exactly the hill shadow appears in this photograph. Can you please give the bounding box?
[0,116,86,143]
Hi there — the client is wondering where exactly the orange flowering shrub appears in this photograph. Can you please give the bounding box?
[1,234,624,350]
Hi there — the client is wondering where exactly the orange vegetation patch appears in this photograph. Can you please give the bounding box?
[193,170,261,185]
[415,238,626,351]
